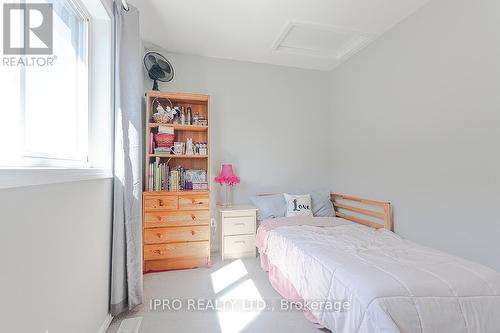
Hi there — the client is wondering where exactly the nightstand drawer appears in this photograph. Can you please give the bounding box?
[179,195,209,210]
[224,216,255,236]
[223,234,255,255]
[144,226,209,244]
[144,195,178,211]
[144,210,210,228]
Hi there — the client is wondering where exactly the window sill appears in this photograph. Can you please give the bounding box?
[0,167,113,189]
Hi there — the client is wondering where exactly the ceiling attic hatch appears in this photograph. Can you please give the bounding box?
[271,21,377,68]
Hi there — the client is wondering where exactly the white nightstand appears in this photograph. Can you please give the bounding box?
[219,205,258,260]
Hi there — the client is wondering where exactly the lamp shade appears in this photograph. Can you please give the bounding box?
[214,163,240,185]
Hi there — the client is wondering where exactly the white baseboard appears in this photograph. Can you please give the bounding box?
[98,313,113,333]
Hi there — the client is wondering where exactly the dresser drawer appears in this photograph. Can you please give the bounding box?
[144,210,210,228]
[178,195,209,210]
[223,234,255,256]
[144,241,209,261]
[144,257,209,272]
[144,195,178,211]
[144,226,209,244]
[224,216,255,236]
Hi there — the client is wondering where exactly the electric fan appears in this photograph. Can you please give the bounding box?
[143,51,174,90]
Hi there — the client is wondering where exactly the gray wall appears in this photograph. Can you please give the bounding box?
[156,53,332,202]
[153,53,332,249]
[0,179,113,333]
[329,0,500,270]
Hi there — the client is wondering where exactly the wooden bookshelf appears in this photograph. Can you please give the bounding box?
[143,91,211,273]
[144,91,210,192]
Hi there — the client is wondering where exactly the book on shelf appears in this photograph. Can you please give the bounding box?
[158,125,174,134]
[150,132,154,154]
[168,167,185,191]
[149,157,169,191]
[148,155,208,192]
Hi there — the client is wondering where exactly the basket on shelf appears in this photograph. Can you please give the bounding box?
[151,96,174,124]
[154,133,175,148]
[153,113,173,124]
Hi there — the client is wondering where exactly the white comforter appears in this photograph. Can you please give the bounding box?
[265,221,500,333]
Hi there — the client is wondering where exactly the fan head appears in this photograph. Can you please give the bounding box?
[143,51,174,90]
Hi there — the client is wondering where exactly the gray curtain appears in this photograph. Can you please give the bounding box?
[110,1,143,316]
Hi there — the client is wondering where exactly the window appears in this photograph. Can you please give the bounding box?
[23,1,88,164]
[0,0,112,186]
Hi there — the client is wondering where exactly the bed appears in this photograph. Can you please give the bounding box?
[256,193,500,333]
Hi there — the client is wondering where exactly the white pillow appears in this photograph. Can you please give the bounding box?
[284,193,313,217]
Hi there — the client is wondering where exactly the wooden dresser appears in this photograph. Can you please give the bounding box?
[143,191,210,272]
[143,91,211,273]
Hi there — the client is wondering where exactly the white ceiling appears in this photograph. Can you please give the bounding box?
[128,0,430,71]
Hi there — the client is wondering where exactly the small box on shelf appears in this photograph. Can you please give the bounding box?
[192,182,209,191]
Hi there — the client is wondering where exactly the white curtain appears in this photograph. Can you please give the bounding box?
[110,1,143,316]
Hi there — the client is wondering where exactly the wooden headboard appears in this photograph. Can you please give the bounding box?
[331,193,393,230]
[257,192,393,230]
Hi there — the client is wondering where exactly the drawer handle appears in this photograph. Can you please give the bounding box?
[234,223,245,226]
[158,199,164,206]
[235,240,246,244]
[153,249,163,255]
[156,233,162,238]
[191,214,196,220]
[191,230,196,236]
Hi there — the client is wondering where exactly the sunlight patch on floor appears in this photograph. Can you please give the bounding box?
[216,278,264,333]
[210,259,248,294]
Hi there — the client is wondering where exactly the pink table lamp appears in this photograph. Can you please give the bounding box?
[215,163,240,207]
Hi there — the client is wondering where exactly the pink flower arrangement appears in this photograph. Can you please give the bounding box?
[214,164,240,185]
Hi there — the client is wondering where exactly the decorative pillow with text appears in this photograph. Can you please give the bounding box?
[284,193,313,217]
